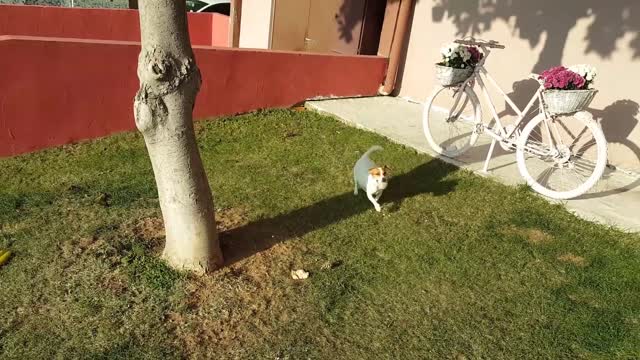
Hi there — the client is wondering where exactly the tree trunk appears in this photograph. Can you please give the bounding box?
[134,0,223,273]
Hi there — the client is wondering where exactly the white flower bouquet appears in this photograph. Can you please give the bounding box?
[568,64,597,89]
[435,42,483,86]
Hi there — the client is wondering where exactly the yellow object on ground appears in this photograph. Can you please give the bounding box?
[0,249,12,267]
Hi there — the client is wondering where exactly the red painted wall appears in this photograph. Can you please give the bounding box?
[0,5,229,47]
[211,15,229,48]
[0,36,387,157]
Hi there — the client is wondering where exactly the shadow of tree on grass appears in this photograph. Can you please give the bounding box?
[222,159,458,266]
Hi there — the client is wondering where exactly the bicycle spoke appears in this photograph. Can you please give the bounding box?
[425,87,479,158]
[517,111,606,199]
[552,121,567,147]
[572,159,598,173]
[572,164,595,178]
[536,167,554,185]
[557,119,586,145]
[570,167,589,184]
[573,140,597,157]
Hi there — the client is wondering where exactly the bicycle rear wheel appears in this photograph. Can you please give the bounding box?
[516,111,608,199]
[423,86,482,158]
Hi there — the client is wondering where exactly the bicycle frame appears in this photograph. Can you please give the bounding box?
[448,46,557,172]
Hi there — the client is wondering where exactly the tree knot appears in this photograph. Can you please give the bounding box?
[137,46,198,98]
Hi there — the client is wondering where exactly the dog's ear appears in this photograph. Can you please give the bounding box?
[368,167,381,176]
[382,165,392,175]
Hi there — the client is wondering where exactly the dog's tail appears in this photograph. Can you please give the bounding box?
[362,145,383,158]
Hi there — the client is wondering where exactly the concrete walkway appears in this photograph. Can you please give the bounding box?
[307,96,640,232]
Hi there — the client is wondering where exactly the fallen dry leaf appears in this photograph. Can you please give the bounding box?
[290,269,309,280]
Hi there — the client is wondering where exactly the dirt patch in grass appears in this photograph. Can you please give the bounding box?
[59,235,107,261]
[55,206,311,358]
[169,241,310,359]
[216,207,249,232]
[499,225,553,245]
[122,216,165,254]
[157,205,312,358]
[132,217,165,241]
[100,270,129,295]
[122,207,249,254]
[558,253,588,267]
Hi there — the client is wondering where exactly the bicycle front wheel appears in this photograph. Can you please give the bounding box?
[516,111,608,200]
[423,86,482,158]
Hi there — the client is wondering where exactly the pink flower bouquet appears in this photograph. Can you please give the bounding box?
[539,66,585,90]
[538,65,597,90]
[538,65,598,115]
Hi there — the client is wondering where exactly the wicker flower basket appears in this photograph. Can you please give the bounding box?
[542,89,598,115]
[435,64,473,86]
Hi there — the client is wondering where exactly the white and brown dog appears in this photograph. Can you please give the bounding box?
[353,145,389,212]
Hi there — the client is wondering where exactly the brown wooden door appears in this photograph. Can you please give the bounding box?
[271,0,312,51]
[270,0,384,55]
[305,0,366,54]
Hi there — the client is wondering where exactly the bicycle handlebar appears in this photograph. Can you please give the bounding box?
[454,39,505,49]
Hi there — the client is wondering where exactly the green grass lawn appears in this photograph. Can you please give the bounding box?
[0,109,639,359]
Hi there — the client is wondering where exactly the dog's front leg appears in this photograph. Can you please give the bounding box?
[374,191,383,202]
[367,191,382,212]
[353,173,359,195]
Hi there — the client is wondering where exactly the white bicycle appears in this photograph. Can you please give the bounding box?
[423,38,608,200]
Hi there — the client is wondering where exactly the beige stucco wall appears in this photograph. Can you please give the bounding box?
[398,1,640,172]
[239,0,274,49]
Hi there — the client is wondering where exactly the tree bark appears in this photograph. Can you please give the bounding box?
[134,0,223,273]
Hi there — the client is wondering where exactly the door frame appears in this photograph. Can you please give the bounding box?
[268,0,277,48]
